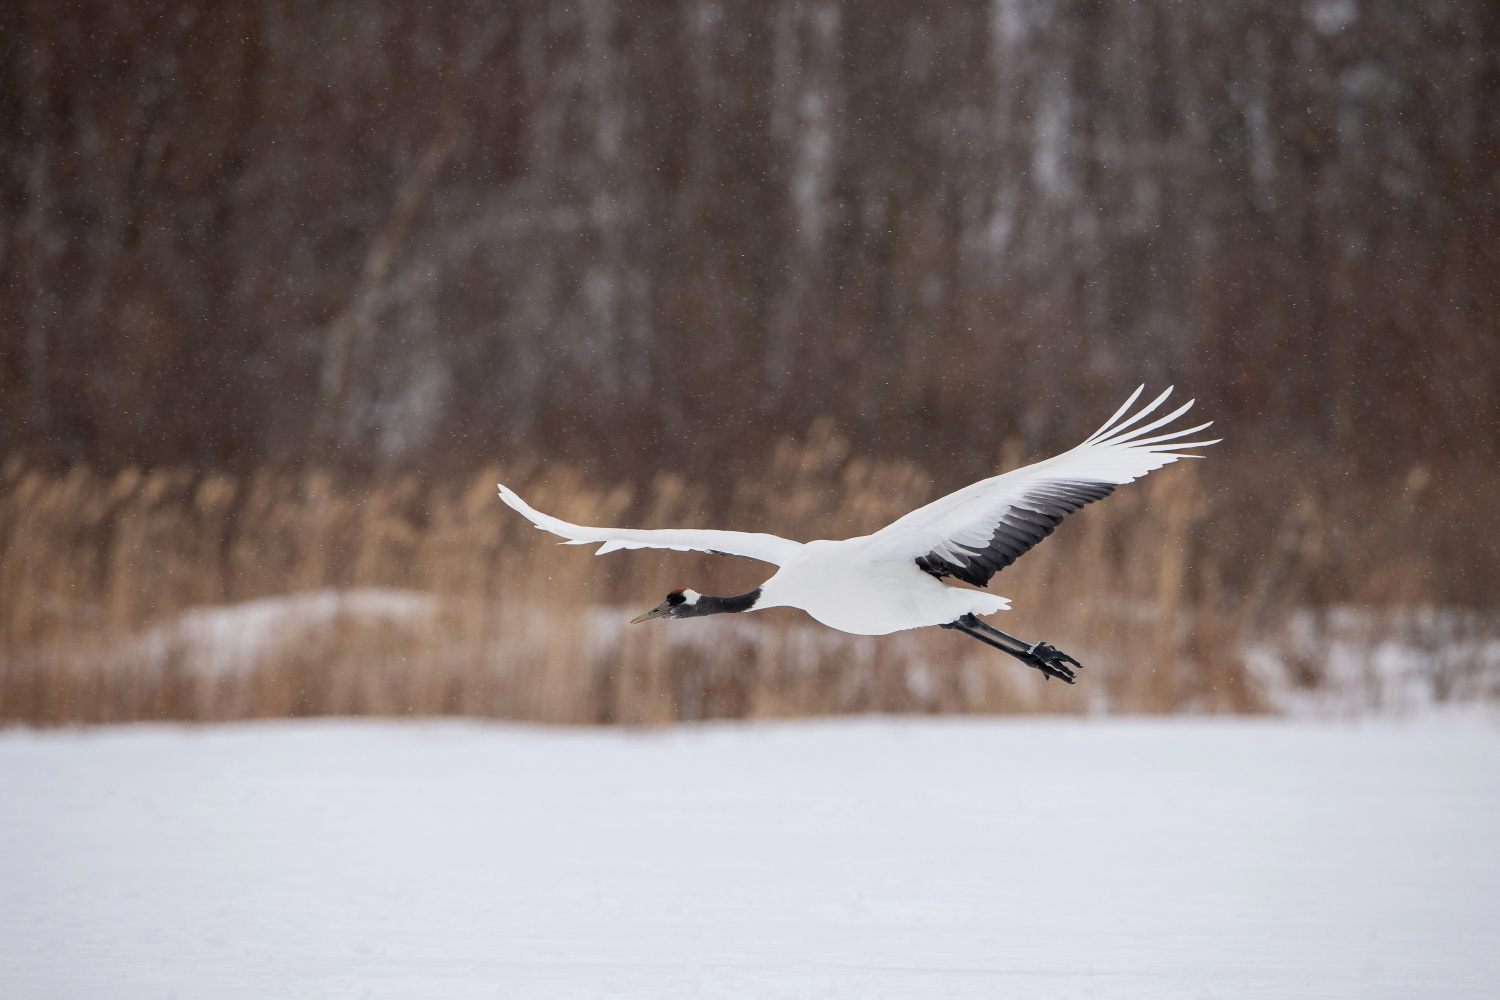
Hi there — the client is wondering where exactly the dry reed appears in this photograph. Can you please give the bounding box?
[2,429,1487,726]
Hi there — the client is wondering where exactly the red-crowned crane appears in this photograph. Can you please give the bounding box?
[499,387,1216,683]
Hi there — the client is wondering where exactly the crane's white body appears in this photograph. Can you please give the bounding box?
[750,539,1006,635]
[498,387,1216,635]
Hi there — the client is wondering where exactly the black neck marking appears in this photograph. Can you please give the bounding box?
[681,587,762,617]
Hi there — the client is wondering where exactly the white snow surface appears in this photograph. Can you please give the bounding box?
[2,717,1497,999]
[136,588,440,678]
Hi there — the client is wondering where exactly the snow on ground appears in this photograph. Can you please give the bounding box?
[135,588,440,678]
[1248,606,1500,717]
[2,718,1497,999]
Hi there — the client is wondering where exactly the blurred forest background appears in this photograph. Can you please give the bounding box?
[1,0,1497,724]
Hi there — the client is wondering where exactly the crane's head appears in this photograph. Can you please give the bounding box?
[630,588,701,623]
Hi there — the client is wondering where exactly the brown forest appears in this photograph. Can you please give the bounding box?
[1,0,1497,723]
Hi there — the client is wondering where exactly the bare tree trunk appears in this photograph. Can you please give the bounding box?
[315,71,465,453]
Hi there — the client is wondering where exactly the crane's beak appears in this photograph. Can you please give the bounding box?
[630,600,675,625]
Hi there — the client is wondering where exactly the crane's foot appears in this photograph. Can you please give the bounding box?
[1014,641,1081,684]
[941,614,1083,684]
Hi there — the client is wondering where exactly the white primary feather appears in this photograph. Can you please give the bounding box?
[497,484,804,566]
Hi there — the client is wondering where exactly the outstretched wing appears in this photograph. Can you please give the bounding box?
[861,387,1218,587]
[498,485,804,566]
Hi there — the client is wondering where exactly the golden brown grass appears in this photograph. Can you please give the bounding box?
[5,427,1475,726]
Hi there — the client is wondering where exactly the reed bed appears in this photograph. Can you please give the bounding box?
[1,429,1491,726]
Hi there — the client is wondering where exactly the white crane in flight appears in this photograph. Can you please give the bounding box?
[499,386,1216,683]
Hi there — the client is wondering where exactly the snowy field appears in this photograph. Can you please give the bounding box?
[3,718,1498,999]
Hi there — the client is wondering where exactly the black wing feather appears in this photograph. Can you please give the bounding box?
[915,481,1115,587]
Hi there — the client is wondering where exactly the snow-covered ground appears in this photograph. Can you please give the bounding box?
[1248,606,1500,717]
[3,718,1497,999]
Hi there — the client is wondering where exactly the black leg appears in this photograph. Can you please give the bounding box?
[939,614,1083,684]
